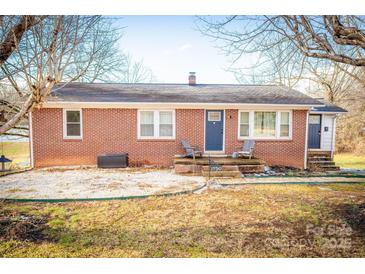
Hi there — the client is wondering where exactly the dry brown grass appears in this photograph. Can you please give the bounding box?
[0,183,364,258]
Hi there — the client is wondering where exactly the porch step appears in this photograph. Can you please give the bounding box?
[202,170,241,178]
[238,164,265,174]
[309,160,336,166]
[201,164,265,175]
[307,150,339,171]
[202,165,239,171]
[308,157,333,162]
[308,161,340,171]
[174,156,267,177]
[308,151,332,157]
[316,165,340,171]
[174,157,264,166]
[308,155,332,160]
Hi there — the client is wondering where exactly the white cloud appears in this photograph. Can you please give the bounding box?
[162,43,192,56]
[178,43,192,51]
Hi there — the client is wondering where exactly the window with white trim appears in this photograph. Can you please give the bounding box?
[280,111,290,137]
[239,112,249,137]
[138,110,175,139]
[140,111,155,137]
[159,111,173,137]
[238,110,292,139]
[64,110,82,139]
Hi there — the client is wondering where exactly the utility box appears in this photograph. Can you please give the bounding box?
[97,153,128,168]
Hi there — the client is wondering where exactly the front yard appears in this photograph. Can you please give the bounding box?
[1,142,29,166]
[334,153,365,169]
[1,183,364,257]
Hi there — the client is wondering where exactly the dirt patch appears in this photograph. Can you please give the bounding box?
[0,212,50,242]
[336,203,365,234]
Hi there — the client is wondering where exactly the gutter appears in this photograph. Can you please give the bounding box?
[42,101,324,110]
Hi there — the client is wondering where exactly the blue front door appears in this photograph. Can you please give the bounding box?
[308,114,321,149]
[205,110,224,151]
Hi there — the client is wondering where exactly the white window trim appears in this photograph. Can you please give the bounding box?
[238,110,292,140]
[63,109,83,139]
[137,110,176,140]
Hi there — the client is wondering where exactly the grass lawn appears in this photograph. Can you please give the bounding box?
[335,153,365,169]
[0,183,364,258]
[0,142,29,165]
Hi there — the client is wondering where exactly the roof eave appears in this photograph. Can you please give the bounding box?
[309,110,348,114]
[42,101,323,110]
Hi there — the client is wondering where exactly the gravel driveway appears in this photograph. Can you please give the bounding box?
[0,168,206,199]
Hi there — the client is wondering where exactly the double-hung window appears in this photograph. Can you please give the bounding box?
[63,109,82,139]
[279,111,290,137]
[238,110,292,139]
[138,110,175,139]
[239,112,250,137]
[140,111,155,137]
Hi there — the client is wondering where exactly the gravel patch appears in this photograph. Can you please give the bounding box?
[0,168,206,199]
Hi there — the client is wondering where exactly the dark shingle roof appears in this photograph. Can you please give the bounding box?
[48,83,324,105]
[311,99,347,113]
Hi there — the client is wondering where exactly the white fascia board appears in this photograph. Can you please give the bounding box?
[309,111,346,115]
[42,101,319,110]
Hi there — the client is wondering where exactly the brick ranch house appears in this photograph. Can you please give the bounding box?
[29,73,346,169]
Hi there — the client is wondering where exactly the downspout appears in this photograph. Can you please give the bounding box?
[304,110,309,169]
[29,111,34,168]
[331,115,337,159]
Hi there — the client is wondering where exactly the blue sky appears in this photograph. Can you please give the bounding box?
[118,16,238,84]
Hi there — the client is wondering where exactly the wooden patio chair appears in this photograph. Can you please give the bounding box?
[181,139,203,160]
[235,140,255,159]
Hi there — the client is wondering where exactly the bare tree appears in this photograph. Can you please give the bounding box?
[0,16,126,135]
[281,16,365,67]
[0,16,44,65]
[198,16,365,85]
[305,63,363,103]
[119,53,156,83]
[198,16,365,153]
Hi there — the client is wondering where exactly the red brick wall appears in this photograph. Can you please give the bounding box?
[225,109,307,169]
[32,108,204,167]
[32,108,307,169]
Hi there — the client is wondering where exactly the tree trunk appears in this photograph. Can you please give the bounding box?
[0,95,33,134]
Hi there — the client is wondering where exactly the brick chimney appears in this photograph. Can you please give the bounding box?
[188,72,196,85]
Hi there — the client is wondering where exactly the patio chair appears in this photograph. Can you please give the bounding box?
[235,140,255,159]
[181,139,203,160]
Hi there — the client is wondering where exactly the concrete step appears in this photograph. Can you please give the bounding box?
[308,156,333,161]
[174,158,264,165]
[309,164,340,171]
[201,165,239,171]
[309,161,336,166]
[202,170,241,178]
[308,151,332,157]
[319,165,340,170]
[238,164,265,174]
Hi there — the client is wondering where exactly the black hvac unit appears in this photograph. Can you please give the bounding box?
[97,153,128,168]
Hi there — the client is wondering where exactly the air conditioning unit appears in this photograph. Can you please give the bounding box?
[97,153,128,168]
